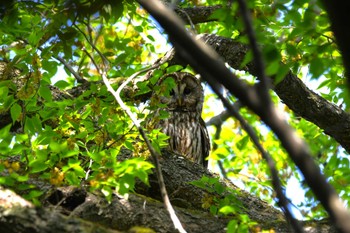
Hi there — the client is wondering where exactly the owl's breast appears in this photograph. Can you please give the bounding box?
[158,111,203,164]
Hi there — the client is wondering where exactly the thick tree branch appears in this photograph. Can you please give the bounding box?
[175,5,350,153]
[198,34,350,154]
[205,110,231,128]
[0,188,122,233]
[322,1,350,88]
[136,1,350,232]
[0,154,338,233]
[175,5,221,24]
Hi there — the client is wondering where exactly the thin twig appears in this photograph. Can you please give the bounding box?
[234,1,304,230]
[51,53,87,83]
[208,81,303,232]
[205,109,231,127]
[102,60,187,233]
[73,23,109,68]
[236,0,271,103]
[15,39,86,84]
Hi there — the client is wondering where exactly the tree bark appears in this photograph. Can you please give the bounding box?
[0,153,337,233]
[197,33,350,154]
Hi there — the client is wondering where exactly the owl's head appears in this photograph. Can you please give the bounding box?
[157,72,204,112]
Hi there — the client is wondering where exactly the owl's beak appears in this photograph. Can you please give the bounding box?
[176,96,184,106]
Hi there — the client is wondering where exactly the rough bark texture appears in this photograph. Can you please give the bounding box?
[0,188,122,233]
[198,33,350,154]
[0,153,337,232]
[175,5,221,25]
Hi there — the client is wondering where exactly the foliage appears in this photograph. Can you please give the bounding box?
[191,176,256,233]
[200,0,347,220]
[0,0,348,228]
[0,0,159,203]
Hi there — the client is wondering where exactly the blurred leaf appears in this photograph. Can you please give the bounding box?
[39,84,52,102]
[10,102,21,123]
[219,205,236,215]
[29,160,48,173]
[309,57,325,78]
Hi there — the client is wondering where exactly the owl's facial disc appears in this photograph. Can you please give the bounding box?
[166,83,196,111]
[168,86,184,109]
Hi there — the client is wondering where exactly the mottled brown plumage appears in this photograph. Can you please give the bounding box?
[150,72,210,167]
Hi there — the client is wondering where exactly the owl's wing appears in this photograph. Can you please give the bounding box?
[200,117,210,168]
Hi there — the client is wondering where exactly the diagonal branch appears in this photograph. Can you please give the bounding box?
[207,81,303,232]
[322,1,350,89]
[236,0,271,105]
[198,33,350,155]
[102,61,187,233]
[136,0,350,232]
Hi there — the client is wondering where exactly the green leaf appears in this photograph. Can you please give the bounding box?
[65,170,81,185]
[42,60,58,77]
[39,84,53,102]
[24,189,44,199]
[10,103,22,123]
[209,205,218,215]
[67,158,85,177]
[135,81,151,96]
[101,185,113,202]
[0,124,11,139]
[49,141,68,153]
[0,176,15,186]
[226,220,238,233]
[29,160,49,173]
[54,80,71,89]
[274,64,290,84]
[240,50,253,68]
[0,86,9,100]
[214,182,225,194]
[219,205,236,215]
[309,57,325,79]
[166,65,183,73]
[24,115,42,133]
[265,60,280,76]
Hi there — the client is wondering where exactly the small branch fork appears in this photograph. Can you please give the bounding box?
[77,23,186,232]
[136,0,350,232]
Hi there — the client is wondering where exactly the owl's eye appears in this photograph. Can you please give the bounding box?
[184,87,191,95]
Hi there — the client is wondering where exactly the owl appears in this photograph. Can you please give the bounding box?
[150,72,210,167]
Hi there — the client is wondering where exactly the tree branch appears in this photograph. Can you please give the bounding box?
[175,5,221,24]
[322,1,350,88]
[136,1,350,232]
[236,0,271,105]
[102,60,187,233]
[207,80,303,232]
[198,33,350,155]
